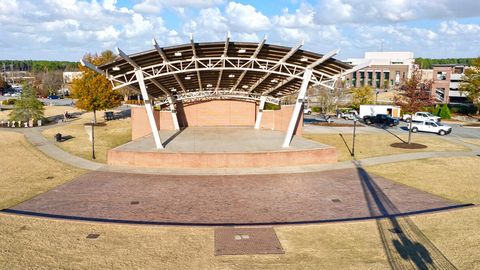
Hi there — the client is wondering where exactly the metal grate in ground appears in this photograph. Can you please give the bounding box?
[214,227,284,256]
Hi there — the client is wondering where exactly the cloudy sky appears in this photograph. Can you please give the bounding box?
[1,0,480,61]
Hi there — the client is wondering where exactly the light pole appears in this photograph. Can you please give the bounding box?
[91,120,96,160]
[351,117,357,157]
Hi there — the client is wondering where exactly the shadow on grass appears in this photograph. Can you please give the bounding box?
[338,133,353,156]
[381,127,408,144]
[354,160,457,270]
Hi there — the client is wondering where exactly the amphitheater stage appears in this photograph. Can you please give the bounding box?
[107,127,337,169]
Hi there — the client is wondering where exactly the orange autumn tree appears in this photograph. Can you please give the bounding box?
[72,50,122,123]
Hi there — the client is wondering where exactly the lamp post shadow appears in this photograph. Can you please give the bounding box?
[353,160,457,270]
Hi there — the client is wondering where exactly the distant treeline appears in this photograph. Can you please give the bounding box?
[415,58,477,69]
[0,60,79,72]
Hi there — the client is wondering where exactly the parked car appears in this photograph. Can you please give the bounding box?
[363,114,399,127]
[410,120,452,136]
[304,107,312,115]
[47,95,60,99]
[402,112,441,122]
[337,110,358,120]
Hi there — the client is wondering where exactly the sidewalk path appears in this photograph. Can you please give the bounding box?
[9,126,480,175]
[15,127,104,171]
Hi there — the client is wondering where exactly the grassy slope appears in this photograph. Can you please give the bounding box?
[0,131,85,209]
[42,111,131,163]
[304,133,468,161]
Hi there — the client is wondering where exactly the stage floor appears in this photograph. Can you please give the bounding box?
[118,127,328,153]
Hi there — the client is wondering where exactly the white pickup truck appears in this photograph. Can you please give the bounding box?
[402,112,441,122]
[337,110,359,120]
[410,120,452,136]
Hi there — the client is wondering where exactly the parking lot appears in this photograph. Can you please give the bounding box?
[304,114,480,139]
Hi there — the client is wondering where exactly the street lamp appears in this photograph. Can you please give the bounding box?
[351,117,357,157]
[91,120,96,160]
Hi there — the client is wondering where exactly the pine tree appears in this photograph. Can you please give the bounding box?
[9,84,44,122]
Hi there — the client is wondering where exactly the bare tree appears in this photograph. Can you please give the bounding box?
[33,70,63,97]
[313,85,346,114]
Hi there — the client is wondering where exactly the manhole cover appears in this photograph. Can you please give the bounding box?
[130,201,140,205]
[214,227,284,256]
[331,199,341,203]
[86,233,100,239]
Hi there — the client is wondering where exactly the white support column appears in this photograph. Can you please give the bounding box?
[168,97,180,130]
[254,96,267,129]
[135,69,163,149]
[282,68,313,148]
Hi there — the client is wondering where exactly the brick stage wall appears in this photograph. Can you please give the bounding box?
[131,101,303,140]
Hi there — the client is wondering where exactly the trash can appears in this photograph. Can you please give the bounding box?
[55,133,62,142]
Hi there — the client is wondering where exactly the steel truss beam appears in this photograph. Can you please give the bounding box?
[263,48,340,95]
[155,90,279,106]
[190,33,203,92]
[215,32,230,92]
[153,38,187,93]
[230,35,267,92]
[248,40,304,93]
[111,56,338,92]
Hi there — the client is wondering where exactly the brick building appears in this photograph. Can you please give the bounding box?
[431,65,469,103]
[344,52,415,89]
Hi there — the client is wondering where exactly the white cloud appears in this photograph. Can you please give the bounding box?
[440,20,480,35]
[0,0,479,60]
[225,2,271,32]
[133,0,224,14]
[314,0,480,24]
[124,13,154,38]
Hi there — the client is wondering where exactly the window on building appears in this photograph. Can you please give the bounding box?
[395,71,400,84]
[436,71,447,80]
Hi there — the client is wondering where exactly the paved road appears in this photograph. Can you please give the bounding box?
[304,114,480,139]
[1,96,75,106]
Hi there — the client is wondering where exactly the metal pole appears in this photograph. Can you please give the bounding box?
[351,119,357,157]
[91,120,96,160]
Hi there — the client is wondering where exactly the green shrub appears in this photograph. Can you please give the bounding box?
[265,103,281,110]
[422,106,435,113]
[438,103,451,119]
[448,103,478,115]
[311,106,321,113]
[2,99,16,105]
[432,105,440,116]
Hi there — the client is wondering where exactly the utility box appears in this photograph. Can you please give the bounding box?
[359,105,401,118]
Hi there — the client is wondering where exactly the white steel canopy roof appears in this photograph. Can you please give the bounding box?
[89,34,357,105]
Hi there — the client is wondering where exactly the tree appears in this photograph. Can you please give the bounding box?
[9,84,44,122]
[438,104,451,119]
[313,85,346,114]
[394,69,433,144]
[351,86,374,109]
[71,50,122,123]
[0,76,9,93]
[33,70,63,97]
[460,58,480,115]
